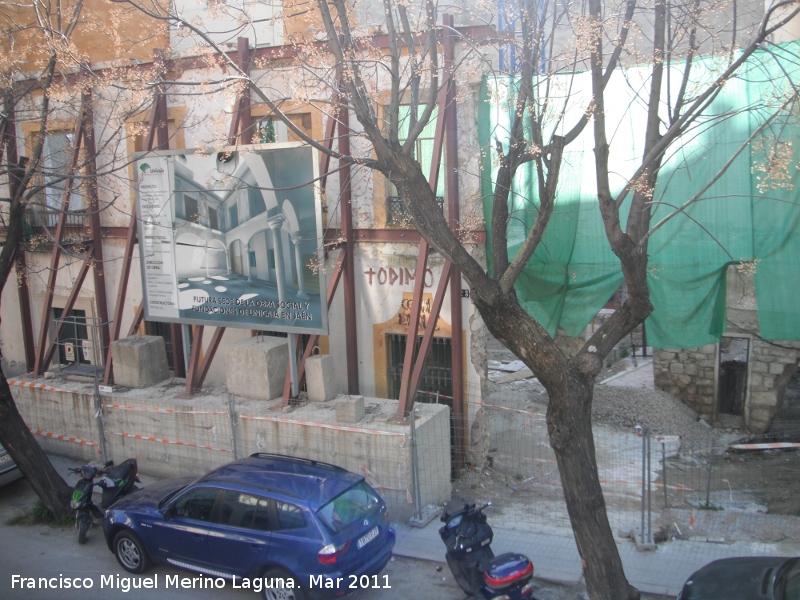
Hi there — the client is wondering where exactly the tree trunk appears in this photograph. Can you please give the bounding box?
[548,374,640,600]
[0,364,72,518]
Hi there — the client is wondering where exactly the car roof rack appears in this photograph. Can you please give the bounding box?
[248,452,343,471]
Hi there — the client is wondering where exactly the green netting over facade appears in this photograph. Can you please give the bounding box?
[479,42,800,349]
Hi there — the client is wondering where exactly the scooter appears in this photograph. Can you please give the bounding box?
[69,458,139,544]
[439,502,537,600]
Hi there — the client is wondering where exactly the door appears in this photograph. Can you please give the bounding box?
[206,491,271,576]
[152,486,219,567]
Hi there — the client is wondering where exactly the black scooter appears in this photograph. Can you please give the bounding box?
[69,458,139,544]
[440,502,537,600]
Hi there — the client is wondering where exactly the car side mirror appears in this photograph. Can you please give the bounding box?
[162,505,173,520]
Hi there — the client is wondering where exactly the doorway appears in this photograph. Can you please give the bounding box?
[718,336,750,416]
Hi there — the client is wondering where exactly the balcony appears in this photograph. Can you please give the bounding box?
[14,207,91,250]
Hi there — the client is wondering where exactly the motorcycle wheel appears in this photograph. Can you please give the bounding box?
[78,517,89,545]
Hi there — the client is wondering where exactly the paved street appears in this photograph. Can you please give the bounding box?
[0,455,639,600]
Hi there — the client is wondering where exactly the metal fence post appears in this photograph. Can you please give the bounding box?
[409,409,422,521]
[661,440,668,509]
[705,438,715,508]
[228,393,239,460]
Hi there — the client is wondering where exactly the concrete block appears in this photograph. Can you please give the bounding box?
[226,337,288,400]
[111,335,169,388]
[306,354,336,402]
[335,395,365,423]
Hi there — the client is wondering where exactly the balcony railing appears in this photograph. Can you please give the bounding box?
[15,207,91,248]
[386,195,444,226]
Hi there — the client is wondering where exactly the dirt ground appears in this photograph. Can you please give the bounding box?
[464,336,800,544]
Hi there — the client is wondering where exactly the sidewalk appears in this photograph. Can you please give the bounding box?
[393,518,800,597]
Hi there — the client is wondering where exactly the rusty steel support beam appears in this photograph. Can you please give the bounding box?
[103,84,167,385]
[105,52,169,384]
[41,248,94,371]
[319,85,341,192]
[395,63,450,419]
[443,14,465,473]
[16,251,36,371]
[182,325,204,396]
[282,248,346,406]
[3,107,36,372]
[183,37,251,394]
[127,304,145,337]
[194,326,225,390]
[81,89,112,358]
[33,106,86,375]
[408,261,452,398]
[338,84,359,395]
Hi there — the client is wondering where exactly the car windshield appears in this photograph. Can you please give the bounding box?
[317,480,381,533]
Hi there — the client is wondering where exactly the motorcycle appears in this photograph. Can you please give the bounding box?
[439,502,537,600]
[69,458,139,544]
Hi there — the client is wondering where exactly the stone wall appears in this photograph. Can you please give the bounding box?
[653,345,718,420]
[654,267,800,433]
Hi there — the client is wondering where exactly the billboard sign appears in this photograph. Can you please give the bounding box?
[135,143,327,334]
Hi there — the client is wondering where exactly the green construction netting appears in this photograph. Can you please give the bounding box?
[479,42,800,349]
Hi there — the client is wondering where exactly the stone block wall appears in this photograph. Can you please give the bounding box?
[654,341,799,432]
[746,340,800,431]
[653,345,718,420]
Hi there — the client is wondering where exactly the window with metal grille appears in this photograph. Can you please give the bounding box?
[386,333,453,404]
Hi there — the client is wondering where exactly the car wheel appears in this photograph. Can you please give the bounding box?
[77,517,89,545]
[262,567,306,600]
[113,530,151,574]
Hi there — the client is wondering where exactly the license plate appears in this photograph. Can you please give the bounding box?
[0,454,11,465]
[357,526,378,549]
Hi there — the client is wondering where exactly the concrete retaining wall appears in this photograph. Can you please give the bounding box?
[9,380,451,520]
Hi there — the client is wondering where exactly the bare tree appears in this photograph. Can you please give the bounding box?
[0,0,163,517]
[76,0,800,596]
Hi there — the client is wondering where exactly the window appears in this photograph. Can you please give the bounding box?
[386,105,444,225]
[251,497,272,531]
[208,207,219,231]
[183,194,200,223]
[275,501,306,530]
[248,187,267,218]
[53,308,88,366]
[228,204,239,229]
[172,487,218,521]
[217,491,260,529]
[255,113,312,144]
[249,251,257,268]
[43,132,82,213]
[317,481,380,533]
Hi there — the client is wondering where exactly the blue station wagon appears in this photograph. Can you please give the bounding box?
[103,454,395,599]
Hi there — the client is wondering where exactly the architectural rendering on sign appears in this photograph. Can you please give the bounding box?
[135,144,327,334]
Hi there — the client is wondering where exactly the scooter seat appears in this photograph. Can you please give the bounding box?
[107,461,134,481]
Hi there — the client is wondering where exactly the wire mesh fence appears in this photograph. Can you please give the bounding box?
[13,372,800,545]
